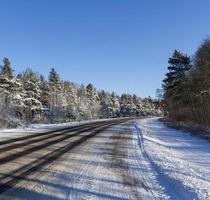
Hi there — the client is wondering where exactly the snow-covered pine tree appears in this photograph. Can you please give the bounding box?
[98,90,113,118]
[0,58,14,79]
[110,92,120,117]
[86,83,101,119]
[0,58,23,127]
[18,68,42,123]
[76,84,90,120]
[0,58,162,126]
[49,68,61,91]
[48,68,65,122]
[132,94,143,116]
[39,74,51,107]
[63,81,78,120]
[120,94,137,117]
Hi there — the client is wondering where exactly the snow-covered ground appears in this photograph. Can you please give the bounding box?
[0,118,113,141]
[0,117,209,200]
[136,117,210,200]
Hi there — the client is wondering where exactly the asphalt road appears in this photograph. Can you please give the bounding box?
[1,118,209,200]
[0,118,140,200]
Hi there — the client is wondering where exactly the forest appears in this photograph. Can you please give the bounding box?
[0,59,161,127]
[162,37,210,128]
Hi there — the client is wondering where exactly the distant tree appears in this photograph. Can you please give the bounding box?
[156,88,163,100]
[49,68,61,91]
[120,94,136,117]
[48,68,64,123]
[0,58,14,79]
[0,58,23,127]
[63,81,78,120]
[40,77,50,107]
[0,58,161,127]
[0,58,17,104]
[86,83,99,102]
[18,68,42,123]
[110,92,120,117]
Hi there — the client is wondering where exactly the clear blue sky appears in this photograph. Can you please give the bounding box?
[0,0,210,97]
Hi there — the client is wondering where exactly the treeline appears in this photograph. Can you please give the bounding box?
[162,37,210,128]
[0,58,161,127]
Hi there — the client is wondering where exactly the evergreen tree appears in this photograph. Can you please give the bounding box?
[162,50,193,121]
[0,58,24,127]
[0,58,161,127]
[39,80,50,107]
[49,68,61,91]
[99,91,113,118]
[18,68,42,123]
[163,50,191,90]
[191,38,210,125]
[120,94,136,117]
[0,58,14,79]
[63,81,78,120]
[48,68,64,123]
[110,92,120,117]
[85,83,100,119]
[0,58,17,104]
[86,83,99,103]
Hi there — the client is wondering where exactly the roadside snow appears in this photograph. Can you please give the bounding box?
[136,117,210,200]
[0,118,116,141]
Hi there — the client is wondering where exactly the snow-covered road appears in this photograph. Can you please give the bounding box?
[0,118,209,200]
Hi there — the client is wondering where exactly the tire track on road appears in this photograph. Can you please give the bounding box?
[0,119,128,195]
[0,120,124,165]
[0,120,112,146]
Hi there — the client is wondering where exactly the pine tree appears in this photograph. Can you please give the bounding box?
[110,92,120,117]
[18,68,42,123]
[85,83,100,119]
[120,94,136,117]
[48,68,65,122]
[0,58,14,79]
[0,58,24,127]
[86,83,99,103]
[192,38,210,125]
[99,91,113,118]
[162,50,193,121]
[0,58,17,104]
[49,68,61,91]
[40,77,50,107]
[163,50,191,90]
[0,58,162,127]
[63,81,78,120]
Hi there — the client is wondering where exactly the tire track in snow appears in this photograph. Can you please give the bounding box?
[135,122,200,200]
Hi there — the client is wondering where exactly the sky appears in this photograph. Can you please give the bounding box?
[0,0,210,98]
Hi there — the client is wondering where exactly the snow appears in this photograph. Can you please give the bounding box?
[136,117,210,200]
[0,117,209,199]
[0,118,113,141]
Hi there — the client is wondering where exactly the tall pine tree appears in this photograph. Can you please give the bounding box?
[163,50,193,121]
